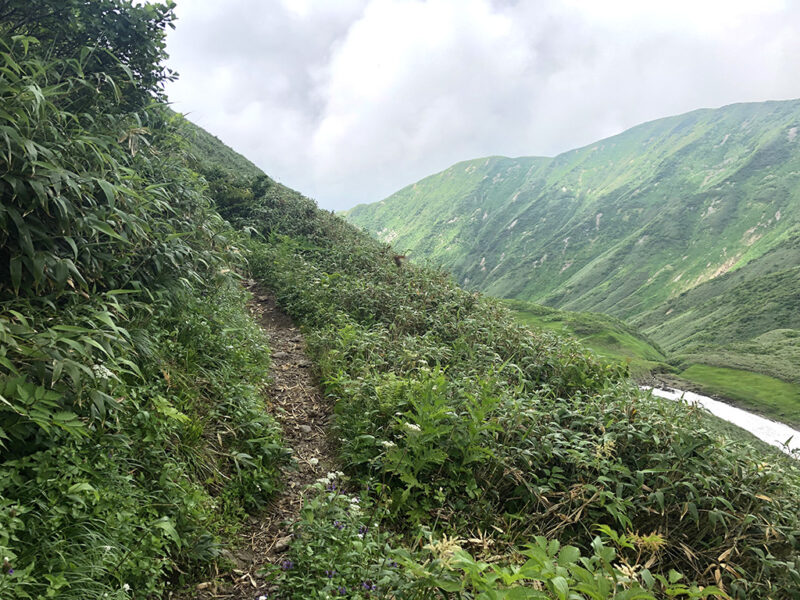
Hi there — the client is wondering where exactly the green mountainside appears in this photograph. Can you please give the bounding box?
[346,101,800,320]
[345,100,800,403]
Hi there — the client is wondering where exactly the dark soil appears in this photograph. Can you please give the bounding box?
[177,283,336,599]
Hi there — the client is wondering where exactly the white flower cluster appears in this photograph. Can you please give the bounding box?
[92,363,113,379]
[315,471,344,486]
[404,422,422,433]
[380,440,396,448]
[348,495,362,514]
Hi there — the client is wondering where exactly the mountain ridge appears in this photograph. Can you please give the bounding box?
[344,98,800,390]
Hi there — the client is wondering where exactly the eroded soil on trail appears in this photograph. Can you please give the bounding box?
[186,284,336,599]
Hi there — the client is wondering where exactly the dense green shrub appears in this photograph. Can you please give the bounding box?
[267,472,414,599]
[0,3,285,596]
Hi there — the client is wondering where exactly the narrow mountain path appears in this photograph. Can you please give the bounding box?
[190,283,336,599]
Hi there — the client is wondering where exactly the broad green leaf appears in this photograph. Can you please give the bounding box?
[152,517,181,547]
[551,575,569,600]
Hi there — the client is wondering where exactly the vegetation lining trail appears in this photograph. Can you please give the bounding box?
[195,284,337,599]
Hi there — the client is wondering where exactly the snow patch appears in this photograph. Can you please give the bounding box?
[788,127,797,142]
[508,219,518,229]
[646,387,800,455]
[595,213,602,230]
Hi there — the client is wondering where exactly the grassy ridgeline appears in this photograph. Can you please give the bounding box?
[503,299,800,426]
[503,298,670,378]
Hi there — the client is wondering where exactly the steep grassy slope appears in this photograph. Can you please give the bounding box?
[634,233,800,374]
[345,100,800,363]
[182,119,265,179]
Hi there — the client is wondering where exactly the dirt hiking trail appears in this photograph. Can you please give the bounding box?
[184,283,336,599]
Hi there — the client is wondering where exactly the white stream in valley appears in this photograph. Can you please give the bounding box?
[643,387,800,456]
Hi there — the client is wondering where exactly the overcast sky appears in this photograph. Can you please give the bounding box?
[164,0,800,210]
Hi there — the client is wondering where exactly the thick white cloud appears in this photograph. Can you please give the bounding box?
[164,0,800,209]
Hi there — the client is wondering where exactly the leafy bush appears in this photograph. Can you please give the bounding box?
[401,530,725,599]
[268,472,412,599]
[0,3,286,596]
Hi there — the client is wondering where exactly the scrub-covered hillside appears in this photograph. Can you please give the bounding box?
[2,3,798,599]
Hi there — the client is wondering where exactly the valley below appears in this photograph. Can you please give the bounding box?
[503,298,800,429]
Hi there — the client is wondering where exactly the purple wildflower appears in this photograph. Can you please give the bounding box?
[333,520,345,530]
[358,525,368,537]
[325,569,337,578]
[338,585,347,595]
[280,559,294,570]
[389,560,399,568]
[361,581,377,591]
